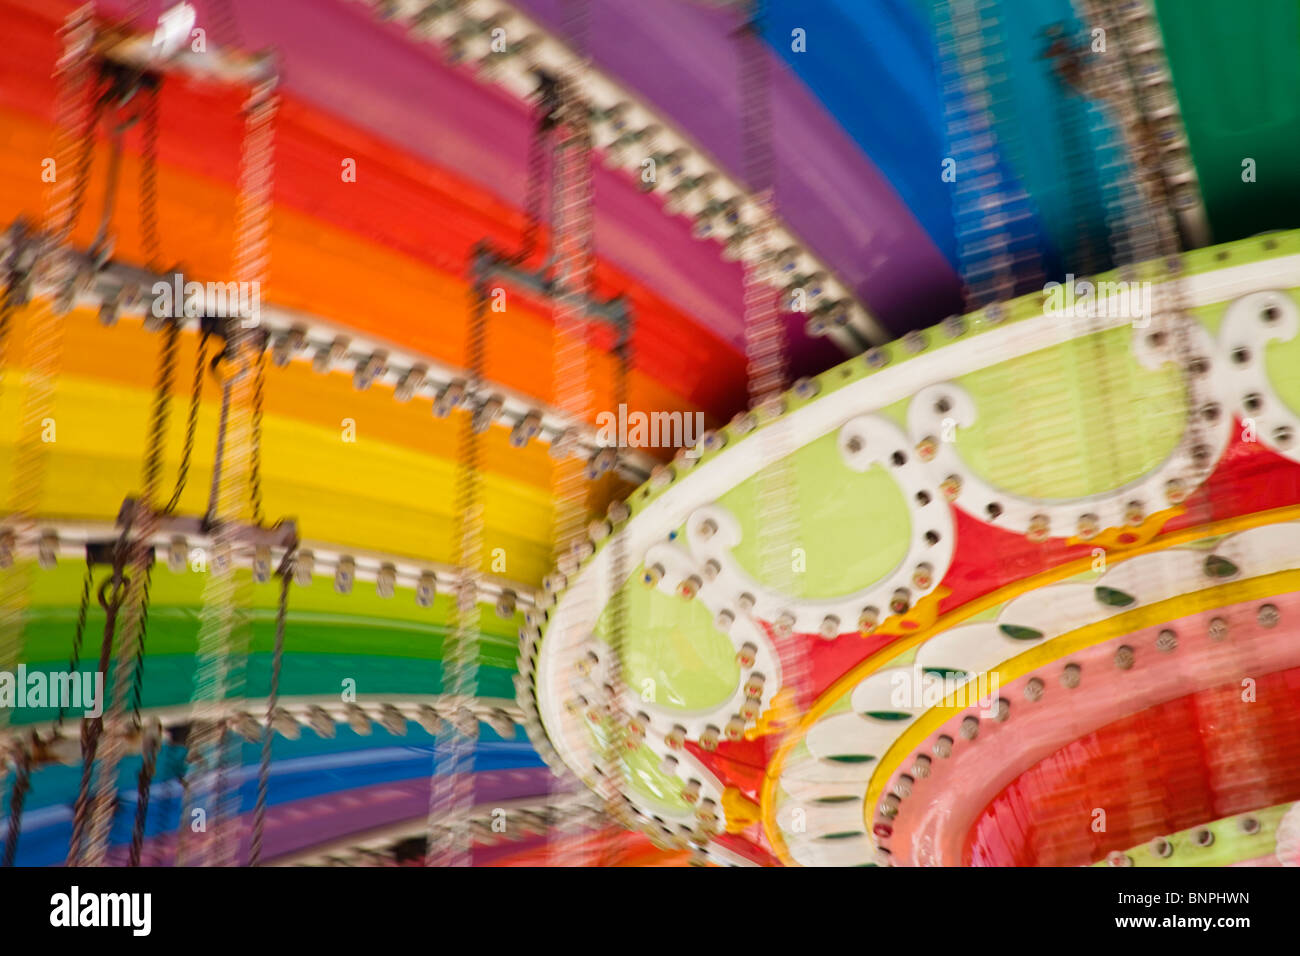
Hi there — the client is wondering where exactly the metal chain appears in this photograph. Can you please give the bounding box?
[67,550,128,866]
[232,77,278,311]
[81,543,155,865]
[127,720,161,867]
[549,75,596,571]
[1,738,32,867]
[56,552,94,730]
[145,319,181,501]
[514,92,554,267]
[425,282,489,868]
[179,360,252,868]
[736,15,812,851]
[249,339,266,526]
[47,12,100,249]
[544,73,603,867]
[250,551,293,866]
[80,309,179,865]
[138,78,163,271]
[1,9,96,760]
[594,334,632,865]
[1076,0,1225,775]
[1075,0,1213,522]
[163,329,209,514]
[178,71,279,869]
[0,253,20,396]
[934,0,1043,308]
[130,566,153,725]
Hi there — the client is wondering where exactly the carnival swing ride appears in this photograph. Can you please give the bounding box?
[1,0,1300,867]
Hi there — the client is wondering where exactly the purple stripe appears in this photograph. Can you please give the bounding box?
[513,0,963,332]
[105,767,560,865]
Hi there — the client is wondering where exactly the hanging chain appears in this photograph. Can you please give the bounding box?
[127,719,161,867]
[934,0,1043,308]
[79,282,180,865]
[1074,0,1214,526]
[178,70,279,869]
[549,77,595,569]
[46,10,99,250]
[138,77,163,271]
[425,283,489,868]
[72,78,170,853]
[0,10,97,823]
[593,332,633,866]
[514,91,554,268]
[130,566,153,725]
[250,550,294,866]
[67,543,129,866]
[249,338,267,526]
[737,7,809,760]
[544,72,608,867]
[163,329,209,514]
[2,6,97,691]
[233,72,278,310]
[1,737,33,867]
[57,553,94,730]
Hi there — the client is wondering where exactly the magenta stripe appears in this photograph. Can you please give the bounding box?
[105,767,559,866]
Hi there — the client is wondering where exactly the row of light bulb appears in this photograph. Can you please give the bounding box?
[362,0,875,346]
[9,529,535,623]
[268,325,626,478]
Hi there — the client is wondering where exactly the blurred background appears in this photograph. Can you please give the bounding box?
[1,0,1299,868]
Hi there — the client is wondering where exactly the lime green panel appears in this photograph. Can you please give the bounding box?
[21,608,517,670]
[623,742,690,813]
[717,432,911,598]
[22,560,520,643]
[1156,0,1300,240]
[955,326,1186,500]
[1092,802,1293,867]
[1265,292,1300,415]
[597,573,738,712]
[587,717,689,813]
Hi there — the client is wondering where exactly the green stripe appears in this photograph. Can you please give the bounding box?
[1157,0,1300,241]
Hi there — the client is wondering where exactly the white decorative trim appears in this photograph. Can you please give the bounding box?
[1219,290,1300,463]
[671,415,954,639]
[906,322,1232,538]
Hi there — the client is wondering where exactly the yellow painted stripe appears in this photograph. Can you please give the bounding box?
[0,372,559,581]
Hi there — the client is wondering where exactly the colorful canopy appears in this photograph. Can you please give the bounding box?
[2,0,1298,867]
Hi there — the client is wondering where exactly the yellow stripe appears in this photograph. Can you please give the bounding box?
[0,373,559,580]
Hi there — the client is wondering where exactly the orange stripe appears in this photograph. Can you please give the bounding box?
[0,107,716,439]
